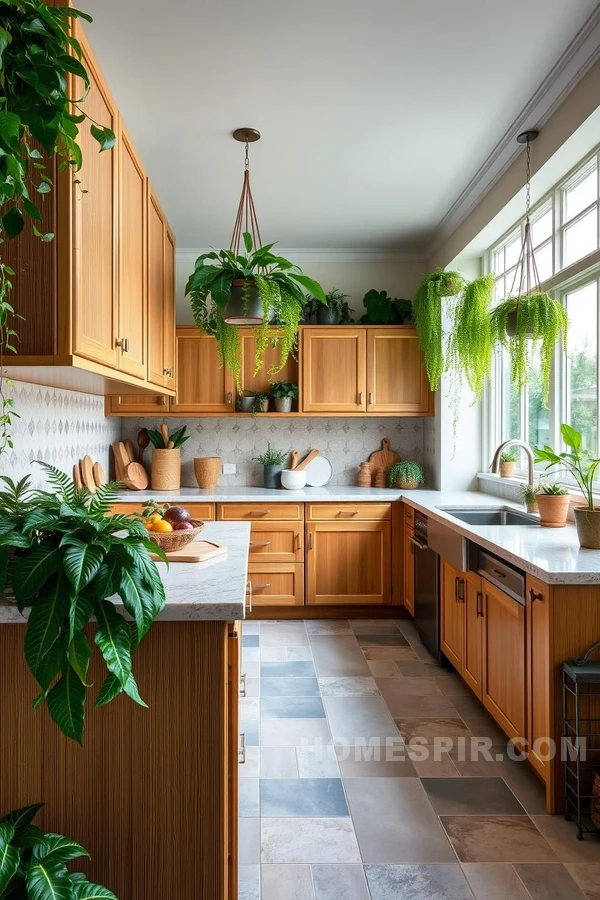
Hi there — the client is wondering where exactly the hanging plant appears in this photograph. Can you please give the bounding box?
[0,1,115,453]
[412,267,465,391]
[447,273,495,399]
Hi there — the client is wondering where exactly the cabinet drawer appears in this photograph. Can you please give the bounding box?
[247,563,304,607]
[249,522,303,563]
[217,503,303,522]
[111,502,215,521]
[307,503,391,522]
[402,503,414,527]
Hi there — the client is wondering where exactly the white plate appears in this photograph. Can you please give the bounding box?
[304,455,334,487]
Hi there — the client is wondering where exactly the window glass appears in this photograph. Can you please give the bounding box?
[532,208,553,247]
[493,276,505,305]
[564,208,598,266]
[566,281,598,455]
[527,345,549,454]
[532,242,553,284]
[501,352,521,443]
[564,164,598,222]
[505,235,522,270]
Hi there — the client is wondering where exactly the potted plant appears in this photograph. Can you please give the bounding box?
[520,482,540,514]
[499,448,519,477]
[534,482,571,528]
[0,803,117,899]
[535,424,600,547]
[0,465,166,743]
[270,381,298,412]
[358,290,413,325]
[186,232,326,387]
[304,288,354,325]
[389,460,425,490]
[148,424,190,491]
[252,444,289,489]
[412,268,465,391]
[238,390,269,415]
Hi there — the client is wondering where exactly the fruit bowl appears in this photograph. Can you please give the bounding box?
[147,520,205,553]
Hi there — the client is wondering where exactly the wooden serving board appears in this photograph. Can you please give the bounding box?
[151,541,227,564]
[368,438,400,479]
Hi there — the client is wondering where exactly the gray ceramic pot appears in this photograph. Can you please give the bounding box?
[224,280,263,324]
[316,307,340,325]
[263,465,283,489]
[574,507,600,549]
[238,395,255,412]
[274,397,293,413]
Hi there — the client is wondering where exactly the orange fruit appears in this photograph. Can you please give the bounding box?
[151,519,173,533]
[147,512,163,525]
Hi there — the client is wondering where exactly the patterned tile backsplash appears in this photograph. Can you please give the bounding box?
[0,380,120,487]
[120,416,428,487]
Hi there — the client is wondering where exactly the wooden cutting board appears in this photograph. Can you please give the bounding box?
[151,541,227,563]
[80,455,97,493]
[112,442,130,481]
[368,439,400,479]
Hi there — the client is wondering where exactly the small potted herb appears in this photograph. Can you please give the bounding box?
[520,482,540,514]
[270,381,299,413]
[358,290,414,325]
[238,390,270,415]
[534,482,571,528]
[253,443,289,488]
[389,460,425,490]
[304,288,354,325]
[499,448,519,477]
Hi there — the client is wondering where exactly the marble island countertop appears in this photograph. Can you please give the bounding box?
[111,485,406,503]
[0,522,250,624]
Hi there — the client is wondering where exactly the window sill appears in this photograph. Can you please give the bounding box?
[477,472,600,512]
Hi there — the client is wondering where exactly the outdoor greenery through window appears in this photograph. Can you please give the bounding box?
[485,146,600,481]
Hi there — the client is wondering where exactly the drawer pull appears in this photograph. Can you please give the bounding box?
[296,532,302,550]
[405,512,412,519]
[226,392,232,405]
[250,541,271,548]
[359,392,365,405]
[246,581,253,612]
[239,733,246,764]
[249,510,271,516]
[476,591,483,617]
[368,392,373,405]
[240,673,247,697]
[337,509,359,516]
[492,568,506,579]
[529,588,544,603]
[308,532,313,550]
[252,583,271,590]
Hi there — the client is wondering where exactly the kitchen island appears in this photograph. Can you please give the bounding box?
[0,521,250,900]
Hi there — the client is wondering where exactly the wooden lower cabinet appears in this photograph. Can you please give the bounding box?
[111,502,215,521]
[306,520,390,605]
[526,577,551,785]
[248,563,304,607]
[248,521,303,563]
[403,523,415,615]
[227,623,240,899]
[462,572,484,699]
[440,560,464,670]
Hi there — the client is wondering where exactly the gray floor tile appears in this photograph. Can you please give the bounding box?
[461,863,531,900]
[365,864,474,900]
[440,816,558,863]
[261,677,320,697]
[261,817,361,863]
[286,647,314,661]
[260,747,299,779]
[243,660,260,678]
[261,778,349,817]
[345,777,455,863]
[324,695,400,745]
[462,717,511,745]
[242,621,260,633]
[241,719,260,746]
[245,677,260,698]
[435,674,474,696]
[261,718,331,747]
[452,755,549,816]
[367,659,401,676]
[261,661,316,678]
[349,620,400,633]
[243,634,259,647]
[297,745,341,778]
[355,633,410,647]
[530,816,600,862]
[514,863,589,899]
[238,864,260,900]
[243,647,260,661]
[261,646,287,661]
[412,752,460,777]
[306,620,353,635]
[240,697,260,720]
[261,864,315,900]
[239,817,261,865]
[338,742,417,778]
[239,777,260,816]
[319,676,380,696]
[421,778,525,815]
[310,635,370,677]
[312,864,370,899]
[261,625,309,647]
[450,693,492,718]
[261,696,326,719]
[376,675,445,698]
[240,745,260,778]
[394,659,443,676]
[566,864,600,900]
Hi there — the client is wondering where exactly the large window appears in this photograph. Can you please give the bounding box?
[485,148,600,479]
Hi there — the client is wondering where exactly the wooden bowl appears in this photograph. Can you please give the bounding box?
[147,520,205,552]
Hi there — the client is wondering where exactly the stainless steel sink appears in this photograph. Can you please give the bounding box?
[437,505,539,526]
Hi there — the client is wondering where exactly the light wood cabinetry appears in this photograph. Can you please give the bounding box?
[526,576,551,784]
[403,522,415,615]
[301,328,367,413]
[227,622,240,900]
[248,563,304,607]
[366,328,434,414]
[440,560,464,671]
[117,125,146,379]
[106,393,169,415]
[111,503,215,521]
[147,188,176,391]
[462,573,484,699]
[240,329,299,398]
[171,327,235,414]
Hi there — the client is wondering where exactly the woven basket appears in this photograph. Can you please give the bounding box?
[151,448,181,490]
[148,519,205,552]
[194,456,222,489]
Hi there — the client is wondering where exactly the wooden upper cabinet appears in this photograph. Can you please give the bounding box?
[117,126,146,379]
[240,329,299,397]
[171,328,234,414]
[147,188,175,389]
[301,328,366,413]
[367,328,433,415]
[163,227,176,391]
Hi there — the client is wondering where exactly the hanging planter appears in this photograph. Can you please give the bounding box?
[412,267,465,391]
[186,128,326,387]
[447,273,495,399]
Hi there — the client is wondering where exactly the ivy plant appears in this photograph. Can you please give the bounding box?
[412,268,465,391]
[0,0,116,453]
[0,803,117,899]
[0,464,166,744]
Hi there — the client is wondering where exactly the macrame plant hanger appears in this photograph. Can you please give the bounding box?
[507,130,540,335]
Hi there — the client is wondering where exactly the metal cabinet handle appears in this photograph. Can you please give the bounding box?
[529,588,544,603]
[249,510,270,516]
[250,541,271,548]
[227,392,232,405]
[492,568,506,579]
[240,673,247,697]
[296,532,302,550]
[455,576,459,601]
[116,337,130,353]
[338,509,359,516]
[476,591,483,617]
[252,583,271,590]
[163,367,173,377]
[458,579,465,602]
[368,392,373,405]
[308,532,313,550]
[246,581,253,612]
[159,396,166,406]
[405,513,412,520]
[359,392,364,405]
[239,733,246,764]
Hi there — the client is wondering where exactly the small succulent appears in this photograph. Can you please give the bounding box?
[500,448,519,463]
[536,482,570,496]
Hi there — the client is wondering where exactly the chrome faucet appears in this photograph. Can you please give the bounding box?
[491,439,535,490]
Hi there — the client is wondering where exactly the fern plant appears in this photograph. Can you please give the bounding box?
[0,463,166,743]
[447,274,494,399]
[412,268,465,391]
[489,292,568,404]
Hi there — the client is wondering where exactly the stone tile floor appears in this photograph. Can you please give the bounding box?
[239,618,600,900]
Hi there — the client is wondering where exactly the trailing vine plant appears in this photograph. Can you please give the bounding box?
[0,0,116,452]
[447,274,495,399]
[412,267,465,391]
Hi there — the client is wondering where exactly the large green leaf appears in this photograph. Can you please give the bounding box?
[24,574,70,688]
[95,671,147,709]
[67,632,91,685]
[25,858,71,900]
[209,273,232,309]
[71,880,118,900]
[68,591,94,644]
[117,563,154,641]
[288,273,326,303]
[46,668,86,744]
[12,545,61,603]
[1,804,43,836]
[94,600,131,688]
[63,540,104,593]
[32,833,89,864]
[561,423,582,452]
[0,820,19,893]
[3,205,25,239]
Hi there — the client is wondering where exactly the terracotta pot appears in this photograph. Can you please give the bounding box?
[151,448,181,491]
[223,279,263,325]
[500,461,516,477]
[574,507,600,549]
[525,497,539,514]
[535,493,570,528]
[194,456,222,490]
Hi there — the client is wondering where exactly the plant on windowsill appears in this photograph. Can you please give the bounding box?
[520,482,540,514]
[269,381,299,413]
[499,447,519,477]
[412,268,465,391]
[252,443,289,489]
[533,481,571,529]
[389,460,425,490]
[358,290,413,325]
[0,803,117,900]
[237,390,270,416]
[535,424,600,547]
[0,464,166,743]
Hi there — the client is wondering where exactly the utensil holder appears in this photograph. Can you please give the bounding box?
[151,448,181,491]
[194,456,222,489]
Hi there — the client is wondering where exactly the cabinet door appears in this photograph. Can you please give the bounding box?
[147,189,167,387]
[163,226,176,392]
[106,394,169,416]
[248,564,304,607]
[240,329,299,398]
[227,623,240,900]
[440,561,464,670]
[526,577,551,782]
[462,573,483,699]
[301,328,366,413]
[403,524,415,615]
[117,126,146,379]
[306,521,390,605]
[71,31,118,369]
[248,523,303,563]
[171,329,235,414]
[366,328,433,415]
[482,582,526,746]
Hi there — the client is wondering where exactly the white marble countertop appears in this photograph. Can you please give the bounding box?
[0,522,250,624]
[111,485,405,503]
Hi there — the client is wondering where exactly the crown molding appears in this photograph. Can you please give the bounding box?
[177,247,425,265]
[427,7,600,261]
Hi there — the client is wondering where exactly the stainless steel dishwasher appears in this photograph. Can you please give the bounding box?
[411,512,441,661]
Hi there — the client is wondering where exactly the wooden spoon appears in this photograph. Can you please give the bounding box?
[160,423,169,447]
[137,428,150,464]
[290,450,299,470]
[295,449,320,471]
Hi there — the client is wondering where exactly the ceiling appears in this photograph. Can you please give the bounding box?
[79,0,598,251]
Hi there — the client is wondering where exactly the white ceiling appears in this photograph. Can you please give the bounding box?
[79,0,598,250]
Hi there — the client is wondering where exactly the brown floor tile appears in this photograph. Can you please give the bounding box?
[412,751,460,777]
[394,659,442,677]
[461,717,511,745]
[376,676,445,699]
[349,620,400,633]
[435,675,472,697]
[387,694,461,719]
[530,816,600,862]
[364,647,419,661]
[450,754,548,816]
[355,633,410,648]
[395,717,472,745]
[461,863,531,900]
[422,777,525,815]
[514,862,589,899]
[367,659,401,677]
[440,816,558,863]
[449,694,491,718]
[566,864,600,900]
